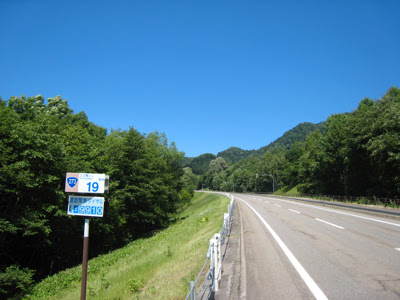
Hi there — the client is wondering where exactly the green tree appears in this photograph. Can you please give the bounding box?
[347,87,400,197]
[1,95,189,299]
[0,106,67,282]
[187,153,217,175]
[181,167,198,196]
[297,130,322,193]
[0,265,35,299]
[103,129,184,242]
[258,148,285,192]
[209,157,228,174]
[280,142,305,187]
[317,114,350,195]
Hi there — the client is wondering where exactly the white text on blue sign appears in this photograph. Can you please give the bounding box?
[67,196,105,217]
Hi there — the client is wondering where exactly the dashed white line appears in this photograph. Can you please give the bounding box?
[266,197,400,228]
[274,204,281,207]
[289,209,301,214]
[315,218,344,229]
[239,198,328,300]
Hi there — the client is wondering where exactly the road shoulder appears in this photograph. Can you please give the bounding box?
[215,200,243,300]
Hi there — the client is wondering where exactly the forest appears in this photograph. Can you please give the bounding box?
[0,96,193,298]
[1,87,399,298]
[192,87,400,199]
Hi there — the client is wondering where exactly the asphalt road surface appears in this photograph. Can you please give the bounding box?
[235,194,400,299]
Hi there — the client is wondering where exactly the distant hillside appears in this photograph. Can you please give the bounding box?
[185,122,325,174]
[217,122,325,163]
[255,122,325,155]
[217,147,256,164]
[183,153,217,175]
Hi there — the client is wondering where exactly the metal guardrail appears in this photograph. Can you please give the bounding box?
[274,193,400,208]
[185,194,234,300]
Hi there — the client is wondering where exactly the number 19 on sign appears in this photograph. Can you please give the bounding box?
[87,182,99,192]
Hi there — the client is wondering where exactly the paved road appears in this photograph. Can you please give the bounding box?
[235,194,400,299]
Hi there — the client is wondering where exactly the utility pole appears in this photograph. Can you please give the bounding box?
[256,173,275,193]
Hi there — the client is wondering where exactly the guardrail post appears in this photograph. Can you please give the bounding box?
[218,234,222,278]
[214,233,222,290]
[189,281,196,300]
[223,213,229,243]
[210,235,220,291]
[209,238,216,293]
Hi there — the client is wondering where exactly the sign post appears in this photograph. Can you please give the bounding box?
[65,173,109,300]
[81,219,89,300]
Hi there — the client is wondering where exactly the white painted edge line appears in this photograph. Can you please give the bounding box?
[315,218,344,229]
[289,209,301,214]
[396,248,400,252]
[238,198,328,300]
[274,204,282,207]
[267,197,400,228]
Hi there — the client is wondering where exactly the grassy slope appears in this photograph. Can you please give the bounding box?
[274,186,299,195]
[27,192,229,300]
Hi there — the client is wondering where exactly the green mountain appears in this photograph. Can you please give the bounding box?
[185,122,325,173]
[255,122,325,155]
[217,122,324,164]
[217,147,256,164]
[183,153,217,175]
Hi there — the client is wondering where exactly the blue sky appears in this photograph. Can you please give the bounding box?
[1,1,399,157]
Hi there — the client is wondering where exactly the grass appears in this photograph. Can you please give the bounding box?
[274,186,298,195]
[26,192,229,300]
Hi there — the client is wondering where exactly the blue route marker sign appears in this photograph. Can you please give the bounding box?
[68,196,105,217]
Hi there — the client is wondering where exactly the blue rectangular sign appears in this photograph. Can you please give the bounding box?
[67,196,104,217]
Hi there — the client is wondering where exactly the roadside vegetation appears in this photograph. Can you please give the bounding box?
[273,186,399,208]
[2,86,398,298]
[25,192,229,299]
[0,96,196,299]
[188,87,400,202]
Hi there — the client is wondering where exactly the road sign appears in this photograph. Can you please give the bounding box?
[67,196,105,217]
[65,173,107,194]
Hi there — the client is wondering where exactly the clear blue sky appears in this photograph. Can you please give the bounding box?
[1,0,399,157]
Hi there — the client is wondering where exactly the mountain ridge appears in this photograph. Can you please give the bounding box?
[184,121,325,174]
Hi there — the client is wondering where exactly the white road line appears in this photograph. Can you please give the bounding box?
[315,218,344,229]
[396,248,400,252]
[239,198,328,300]
[267,197,400,228]
[265,200,270,203]
[289,209,301,214]
[274,204,281,207]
